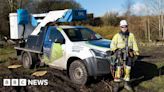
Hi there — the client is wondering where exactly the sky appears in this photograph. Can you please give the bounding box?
[76,0,146,17]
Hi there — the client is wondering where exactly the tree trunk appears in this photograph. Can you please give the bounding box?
[145,18,148,40]
[162,15,164,39]
[148,16,151,42]
[159,15,161,39]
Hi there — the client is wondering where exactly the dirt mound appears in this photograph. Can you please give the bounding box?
[1,46,164,92]
[0,61,151,92]
[0,60,113,92]
[0,65,80,92]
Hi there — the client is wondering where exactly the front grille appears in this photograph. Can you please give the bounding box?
[106,50,112,56]
[97,58,110,71]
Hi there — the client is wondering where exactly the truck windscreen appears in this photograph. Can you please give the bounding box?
[63,28,102,41]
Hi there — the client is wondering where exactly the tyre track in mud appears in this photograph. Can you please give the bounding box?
[1,46,164,92]
[0,62,148,92]
[0,65,81,92]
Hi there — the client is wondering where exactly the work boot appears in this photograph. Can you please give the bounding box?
[124,65,131,81]
[124,82,133,92]
[113,83,120,92]
[114,66,121,82]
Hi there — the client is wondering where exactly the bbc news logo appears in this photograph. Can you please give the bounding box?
[3,79,48,86]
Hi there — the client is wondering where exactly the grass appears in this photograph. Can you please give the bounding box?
[139,75,164,92]
[87,26,119,40]
[88,25,146,42]
[0,46,16,63]
[138,62,164,92]
[0,43,164,92]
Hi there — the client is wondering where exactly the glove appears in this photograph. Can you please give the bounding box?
[129,51,134,57]
[134,51,139,56]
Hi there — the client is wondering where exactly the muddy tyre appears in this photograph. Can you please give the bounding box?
[21,52,37,69]
[69,60,88,85]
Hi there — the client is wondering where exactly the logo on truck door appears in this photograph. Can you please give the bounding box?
[43,26,65,63]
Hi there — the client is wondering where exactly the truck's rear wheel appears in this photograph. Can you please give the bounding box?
[21,52,37,69]
[69,60,88,85]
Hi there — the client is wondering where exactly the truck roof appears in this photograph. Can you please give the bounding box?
[58,25,85,29]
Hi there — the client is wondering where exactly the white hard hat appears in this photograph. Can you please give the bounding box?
[120,20,128,26]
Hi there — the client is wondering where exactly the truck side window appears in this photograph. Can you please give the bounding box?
[49,28,56,41]
[64,29,82,41]
[49,28,65,44]
[81,28,96,40]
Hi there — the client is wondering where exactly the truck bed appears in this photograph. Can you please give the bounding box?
[14,46,42,54]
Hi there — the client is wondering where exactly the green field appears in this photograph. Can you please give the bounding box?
[88,26,119,40]
[0,46,16,63]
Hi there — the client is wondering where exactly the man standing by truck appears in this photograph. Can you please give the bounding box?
[110,20,139,91]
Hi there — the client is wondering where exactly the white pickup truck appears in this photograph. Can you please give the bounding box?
[9,9,112,85]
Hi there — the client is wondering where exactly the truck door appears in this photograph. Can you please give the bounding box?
[43,26,66,68]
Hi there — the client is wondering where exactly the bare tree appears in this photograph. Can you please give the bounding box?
[102,11,121,26]
[122,0,134,16]
[144,0,164,40]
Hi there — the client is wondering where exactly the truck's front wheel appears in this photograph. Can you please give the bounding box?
[69,60,88,85]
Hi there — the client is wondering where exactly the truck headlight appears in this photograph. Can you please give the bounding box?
[90,49,108,58]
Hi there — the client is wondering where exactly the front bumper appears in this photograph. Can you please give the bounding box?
[83,57,110,76]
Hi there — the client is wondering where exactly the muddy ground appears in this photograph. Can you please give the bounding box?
[0,46,164,92]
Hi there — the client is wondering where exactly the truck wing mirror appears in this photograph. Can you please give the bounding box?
[55,39,65,44]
